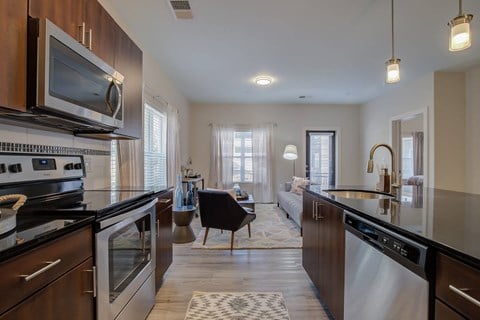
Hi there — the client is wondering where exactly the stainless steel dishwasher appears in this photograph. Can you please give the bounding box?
[344,211,430,320]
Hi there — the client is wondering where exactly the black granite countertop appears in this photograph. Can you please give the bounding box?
[304,185,480,270]
[0,213,94,263]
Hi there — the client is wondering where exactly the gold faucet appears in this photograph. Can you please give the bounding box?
[367,143,400,195]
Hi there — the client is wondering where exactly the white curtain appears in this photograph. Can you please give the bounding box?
[413,131,424,175]
[117,139,143,186]
[209,125,234,189]
[167,104,180,187]
[252,124,273,202]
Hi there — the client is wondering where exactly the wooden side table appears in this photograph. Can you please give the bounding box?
[237,194,255,211]
[172,205,197,243]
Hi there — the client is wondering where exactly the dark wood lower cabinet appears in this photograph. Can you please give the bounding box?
[155,190,173,291]
[0,258,94,320]
[302,191,345,319]
[435,299,465,320]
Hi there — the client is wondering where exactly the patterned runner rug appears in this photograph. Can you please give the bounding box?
[184,292,290,320]
[190,204,302,249]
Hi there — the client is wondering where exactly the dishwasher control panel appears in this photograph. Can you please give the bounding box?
[344,212,428,270]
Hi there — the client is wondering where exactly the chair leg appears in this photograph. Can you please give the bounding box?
[230,231,235,251]
[203,227,209,245]
[248,223,251,238]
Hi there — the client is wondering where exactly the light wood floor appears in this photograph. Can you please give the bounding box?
[147,217,330,320]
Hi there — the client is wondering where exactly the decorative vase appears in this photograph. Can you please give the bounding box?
[174,174,184,208]
[186,182,194,206]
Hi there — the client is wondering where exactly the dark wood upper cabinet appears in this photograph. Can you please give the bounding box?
[113,27,143,139]
[0,0,27,111]
[84,0,116,67]
[29,0,84,41]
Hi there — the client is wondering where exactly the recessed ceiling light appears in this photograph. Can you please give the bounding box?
[255,76,273,86]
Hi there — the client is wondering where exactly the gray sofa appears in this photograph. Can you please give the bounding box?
[277,182,303,234]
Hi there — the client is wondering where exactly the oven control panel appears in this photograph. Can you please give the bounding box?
[0,154,85,185]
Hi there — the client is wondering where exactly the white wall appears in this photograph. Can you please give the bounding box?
[465,66,480,194]
[189,103,362,198]
[100,0,191,183]
[359,73,434,187]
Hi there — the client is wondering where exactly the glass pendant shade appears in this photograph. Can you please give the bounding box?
[449,15,473,51]
[386,58,401,84]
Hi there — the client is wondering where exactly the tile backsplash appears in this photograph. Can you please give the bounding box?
[0,123,111,189]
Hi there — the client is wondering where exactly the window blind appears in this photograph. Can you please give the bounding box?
[144,104,167,187]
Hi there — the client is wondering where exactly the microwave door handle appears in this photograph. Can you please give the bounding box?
[105,81,115,115]
[111,81,122,119]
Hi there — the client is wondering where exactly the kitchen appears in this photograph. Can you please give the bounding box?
[1,0,480,319]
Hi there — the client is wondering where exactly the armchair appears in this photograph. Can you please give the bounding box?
[198,190,256,251]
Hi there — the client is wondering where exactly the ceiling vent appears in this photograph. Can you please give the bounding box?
[168,0,193,19]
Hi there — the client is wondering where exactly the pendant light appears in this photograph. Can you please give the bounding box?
[386,0,400,84]
[448,0,473,52]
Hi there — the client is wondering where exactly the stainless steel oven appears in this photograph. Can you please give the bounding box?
[27,18,124,131]
[96,198,157,320]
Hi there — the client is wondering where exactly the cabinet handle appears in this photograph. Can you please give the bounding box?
[84,266,97,297]
[78,22,86,45]
[156,219,160,238]
[449,285,480,308]
[312,201,317,219]
[20,259,61,282]
[159,198,172,204]
[86,28,93,50]
[317,204,325,220]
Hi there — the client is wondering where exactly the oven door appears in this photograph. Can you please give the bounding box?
[96,198,157,320]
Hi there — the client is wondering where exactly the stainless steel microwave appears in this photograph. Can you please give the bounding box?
[27,18,124,132]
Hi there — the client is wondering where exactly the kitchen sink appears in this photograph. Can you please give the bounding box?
[324,189,394,199]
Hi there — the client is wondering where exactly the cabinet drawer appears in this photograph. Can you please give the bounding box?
[435,299,465,320]
[436,253,480,319]
[156,190,173,212]
[0,226,92,315]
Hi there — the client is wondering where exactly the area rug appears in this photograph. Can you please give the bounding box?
[184,291,290,320]
[191,204,302,249]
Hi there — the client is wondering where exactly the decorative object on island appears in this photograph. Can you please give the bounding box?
[283,144,298,177]
[175,173,184,208]
[186,182,194,206]
[386,0,401,84]
[448,0,474,52]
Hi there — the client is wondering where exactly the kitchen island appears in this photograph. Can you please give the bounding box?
[303,184,480,319]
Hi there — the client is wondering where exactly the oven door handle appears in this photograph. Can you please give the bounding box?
[98,198,158,230]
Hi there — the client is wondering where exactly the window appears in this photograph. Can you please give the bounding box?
[306,131,336,185]
[144,104,167,187]
[233,131,253,182]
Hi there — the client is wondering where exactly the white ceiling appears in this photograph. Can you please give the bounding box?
[105,0,480,104]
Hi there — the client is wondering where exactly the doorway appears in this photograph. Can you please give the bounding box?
[306,130,336,185]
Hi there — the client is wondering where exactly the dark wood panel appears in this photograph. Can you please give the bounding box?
[302,192,318,287]
[113,27,143,139]
[84,0,116,67]
[435,299,465,320]
[0,258,94,320]
[318,198,345,320]
[29,0,84,41]
[0,0,27,111]
[0,226,92,315]
[155,191,173,291]
[436,253,480,319]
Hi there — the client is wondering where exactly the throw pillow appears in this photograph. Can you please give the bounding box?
[290,176,309,195]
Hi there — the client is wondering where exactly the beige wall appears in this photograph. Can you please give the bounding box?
[433,72,466,192]
[465,67,480,194]
[189,103,362,198]
[359,73,434,187]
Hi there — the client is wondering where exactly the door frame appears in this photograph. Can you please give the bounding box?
[305,128,339,186]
